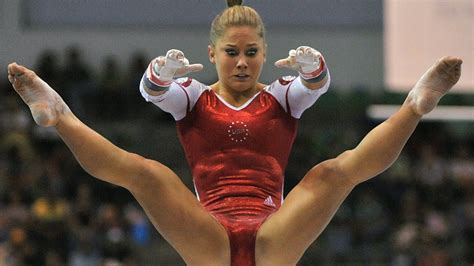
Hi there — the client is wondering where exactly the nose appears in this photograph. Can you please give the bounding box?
[236,56,248,69]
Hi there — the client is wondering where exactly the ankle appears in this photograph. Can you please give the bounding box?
[405,89,421,116]
[55,104,74,128]
[405,88,441,116]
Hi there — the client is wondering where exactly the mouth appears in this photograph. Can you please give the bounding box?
[233,74,250,81]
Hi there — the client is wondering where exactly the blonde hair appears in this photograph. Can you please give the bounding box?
[210,0,266,46]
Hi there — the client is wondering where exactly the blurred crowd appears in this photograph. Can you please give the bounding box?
[293,123,474,265]
[0,46,473,265]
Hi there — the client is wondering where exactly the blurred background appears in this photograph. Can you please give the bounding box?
[0,0,473,265]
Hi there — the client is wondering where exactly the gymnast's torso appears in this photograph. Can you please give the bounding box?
[178,84,297,220]
[140,75,329,220]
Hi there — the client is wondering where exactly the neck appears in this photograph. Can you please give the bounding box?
[211,82,264,107]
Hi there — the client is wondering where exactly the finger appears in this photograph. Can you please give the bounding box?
[152,57,166,75]
[155,56,166,67]
[174,51,184,61]
[296,49,304,57]
[289,49,296,57]
[274,58,290,68]
[163,53,184,68]
[151,58,164,76]
[296,46,309,56]
[185,63,204,73]
[166,49,184,61]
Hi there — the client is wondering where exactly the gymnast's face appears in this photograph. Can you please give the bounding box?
[208,26,266,93]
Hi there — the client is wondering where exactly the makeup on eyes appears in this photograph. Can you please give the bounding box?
[224,47,259,57]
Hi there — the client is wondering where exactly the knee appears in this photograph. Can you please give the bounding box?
[123,154,160,192]
[300,155,355,189]
[116,153,147,191]
[127,155,177,195]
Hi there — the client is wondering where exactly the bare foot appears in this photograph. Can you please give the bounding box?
[7,63,70,127]
[407,56,462,115]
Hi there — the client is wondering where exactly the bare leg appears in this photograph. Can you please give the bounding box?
[7,63,230,265]
[8,62,137,186]
[341,56,462,185]
[255,56,462,265]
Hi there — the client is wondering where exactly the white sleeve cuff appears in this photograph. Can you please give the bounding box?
[294,70,330,95]
[139,79,168,103]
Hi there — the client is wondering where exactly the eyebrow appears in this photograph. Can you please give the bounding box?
[224,43,259,47]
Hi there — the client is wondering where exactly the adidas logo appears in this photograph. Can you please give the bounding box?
[263,196,276,207]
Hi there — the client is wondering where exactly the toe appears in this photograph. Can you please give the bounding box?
[441,56,462,69]
[8,62,23,75]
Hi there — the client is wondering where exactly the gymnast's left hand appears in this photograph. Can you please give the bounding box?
[274,46,324,76]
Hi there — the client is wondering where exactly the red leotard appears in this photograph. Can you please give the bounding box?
[140,75,329,265]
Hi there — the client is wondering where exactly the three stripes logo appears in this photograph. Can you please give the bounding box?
[263,196,276,207]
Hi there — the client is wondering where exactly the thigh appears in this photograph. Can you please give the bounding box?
[255,158,355,265]
[128,157,229,265]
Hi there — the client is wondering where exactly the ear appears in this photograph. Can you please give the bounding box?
[208,45,216,64]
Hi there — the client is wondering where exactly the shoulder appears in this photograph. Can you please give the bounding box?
[174,77,210,97]
[261,76,297,112]
[266,76,298,90]
[175,77,207,89]
[277,76,297,86]
[265,76,297,93]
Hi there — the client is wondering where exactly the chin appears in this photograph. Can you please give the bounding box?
[233,83,256,92]
[233,80,257,90]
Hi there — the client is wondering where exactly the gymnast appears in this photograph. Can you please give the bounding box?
[7,0,462,265]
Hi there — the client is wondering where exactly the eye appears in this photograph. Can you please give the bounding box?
[225,48,238,57]
[246,48,258,57]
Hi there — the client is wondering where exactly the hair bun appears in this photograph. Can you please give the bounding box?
[227,0,243,7]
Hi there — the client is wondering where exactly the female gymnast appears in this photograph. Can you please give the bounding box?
[7,0,462,265]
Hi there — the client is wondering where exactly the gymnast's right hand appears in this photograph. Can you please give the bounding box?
[147,49,203,87]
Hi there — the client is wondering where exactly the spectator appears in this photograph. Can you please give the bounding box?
[60,45,95,117]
